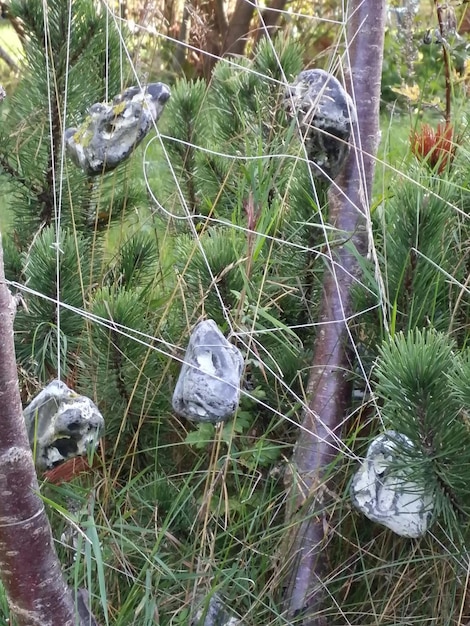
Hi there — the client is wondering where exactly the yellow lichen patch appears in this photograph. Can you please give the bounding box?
[73,116,93,147]
[112,101,127,115]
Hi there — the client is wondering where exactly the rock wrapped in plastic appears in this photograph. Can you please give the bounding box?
[23,380,104,471]
[65,82,170,175]
[350,430,434,538]
[172,320,244,423]
[285,69,357,181]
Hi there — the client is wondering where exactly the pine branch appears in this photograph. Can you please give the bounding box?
[0,154,30,189]
[282,1,386,623]
[376,330,470,532]
[110,327,131,406]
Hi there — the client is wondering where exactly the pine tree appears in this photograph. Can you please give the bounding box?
[1,3,328,477]
[1,0,125,240]
[157,35,324,396]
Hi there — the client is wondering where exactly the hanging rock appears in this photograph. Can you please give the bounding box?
[172,320,244,423]
[350,430,434,538]
[75,588,98,626]
[23,380,104,471]
[65,82,170,175]
[191,593,242,626]
[285,69,357,181]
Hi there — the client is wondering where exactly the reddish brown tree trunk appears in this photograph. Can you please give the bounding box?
[282,1,386,623]
[0,234,77,625]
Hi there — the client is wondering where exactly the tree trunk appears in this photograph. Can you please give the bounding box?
[222,0,255,56]
[0,234,77,625]
[188,0,290,77]
[282,1,386,623]
[254,0,289,43]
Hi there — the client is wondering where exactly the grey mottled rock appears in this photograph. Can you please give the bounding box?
[23,380,104,471]
[285,69,357,181]
[191,593,242,626]
[172,320,244,423]
[65,82,170,175]
[76,588,98,626]
[351,430,434,538]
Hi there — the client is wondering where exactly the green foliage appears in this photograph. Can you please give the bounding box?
[8,0,470,622]
[159,34,311,227]
[376,329,470,534]
[0,579,9,625]
[160,78,208,214]
[0,22,331,622]
[184,387,285,469]
[1,0,134,245]
[2,233,22,281]
[381,10,467,108]
[378,173,470,334]
[14,226,92,379]
[81,283,174,468]
[104,230,161,290]
[172,228,308,389]
[154,35,322,397]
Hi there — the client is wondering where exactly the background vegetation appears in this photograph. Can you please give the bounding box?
[0,0,470,624]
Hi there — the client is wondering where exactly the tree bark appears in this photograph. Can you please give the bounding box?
[0,234,77,625]
[254,0,289,43]
[282,1,386,623]
[222,0,255,56]
[187,0,290,77]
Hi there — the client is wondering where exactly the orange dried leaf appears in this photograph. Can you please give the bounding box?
[410,122,457,174]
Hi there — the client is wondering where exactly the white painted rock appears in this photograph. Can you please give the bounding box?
[65,82,170,175]
[285,69,357,181]
[172,320,244,423]
[23,380,104,471]
[350,430,434,538]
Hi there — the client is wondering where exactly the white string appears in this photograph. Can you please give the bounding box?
[143,134,466,217]
[96,0,403,464]
[27,2,470,618]
[253,1,383,435]
[41,1,63,380]
[37,0,466,482]
[100,2,240,334]
[105,3,109,102]
[0,506,45,528]
[139,1,383,442]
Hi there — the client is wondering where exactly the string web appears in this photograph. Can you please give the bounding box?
[1,0,469,623]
